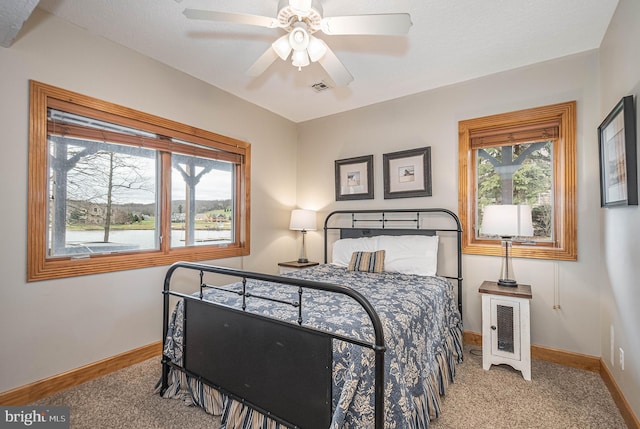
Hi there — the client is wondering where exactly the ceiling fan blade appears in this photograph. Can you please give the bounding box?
[246,47,280,77]
[320,14,412,35]
[183,9,282,29]
[317,46,353,87]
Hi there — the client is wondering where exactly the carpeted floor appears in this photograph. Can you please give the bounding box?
[429,347,626,429]
[32,358,220,429]
[32,345,627,428]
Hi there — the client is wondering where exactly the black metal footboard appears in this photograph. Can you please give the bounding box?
[160,262,386,429]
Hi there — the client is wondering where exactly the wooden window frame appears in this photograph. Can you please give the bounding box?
[458,101,577,260]
[28,81,251,281]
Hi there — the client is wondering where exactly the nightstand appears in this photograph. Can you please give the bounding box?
[479,280,532,381]
[278,260,319,274]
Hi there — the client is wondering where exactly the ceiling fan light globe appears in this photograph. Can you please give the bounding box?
[291,49,310,69]
[307,36,327,62]
[272,34,292,60]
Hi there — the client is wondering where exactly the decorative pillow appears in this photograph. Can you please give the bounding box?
[348,250,385,273]
[378,235,439,276]
[331,236,380,267]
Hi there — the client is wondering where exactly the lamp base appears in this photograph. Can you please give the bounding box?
[498,278,518,287]
[297,258,309,263]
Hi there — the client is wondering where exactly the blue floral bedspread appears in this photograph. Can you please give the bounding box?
[161,264,463,428]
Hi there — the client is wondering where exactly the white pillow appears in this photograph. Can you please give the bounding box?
[378,235,439,276]
[331,236,380,267]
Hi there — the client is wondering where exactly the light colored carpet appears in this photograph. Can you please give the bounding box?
[32,358,220,429]
[430,347,626,428]
[32,346,627,428]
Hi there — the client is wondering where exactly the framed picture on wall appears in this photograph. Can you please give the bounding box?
[335,155,374,200]
[598,95,638,207]
[383,147,432,199]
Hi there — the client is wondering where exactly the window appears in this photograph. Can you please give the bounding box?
[28,81,251,281]
[458,101,576,260]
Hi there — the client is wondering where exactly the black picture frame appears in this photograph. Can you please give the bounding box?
[383,147,432,199]
[334,155,374,201]
[598,95,638,207]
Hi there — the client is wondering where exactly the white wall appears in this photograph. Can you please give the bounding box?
[297,51,603,356]
[0,9,298,393]
[598,0,640,417]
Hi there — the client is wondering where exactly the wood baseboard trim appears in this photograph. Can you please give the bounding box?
[464,331,600,371]
[464,331,638,427]
[531,344,601,372]
[0,341,162,406]
[464,331,482,346]
[600,358,640,429]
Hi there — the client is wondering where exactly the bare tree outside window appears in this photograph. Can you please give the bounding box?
[48,136,158,256]
[66,143,156,242]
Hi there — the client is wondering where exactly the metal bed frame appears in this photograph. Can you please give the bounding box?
[160,208,463,429]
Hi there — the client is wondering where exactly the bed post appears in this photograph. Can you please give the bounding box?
[374,345,385,427]
[440,208,464,323]
[160,263,180,395]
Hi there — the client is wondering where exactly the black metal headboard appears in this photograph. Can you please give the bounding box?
[323,208,463,320]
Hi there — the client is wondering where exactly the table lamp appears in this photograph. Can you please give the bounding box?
[480,204,533,287]
[289,209,317,263]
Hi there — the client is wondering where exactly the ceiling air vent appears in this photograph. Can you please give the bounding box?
[311,81,332,93]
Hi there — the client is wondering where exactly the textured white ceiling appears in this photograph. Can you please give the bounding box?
[0,0,39,47]
[28,0,619,122]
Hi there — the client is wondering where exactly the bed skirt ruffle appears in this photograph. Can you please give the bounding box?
[158,324,463,429]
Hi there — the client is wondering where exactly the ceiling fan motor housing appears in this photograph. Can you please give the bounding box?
[277,0,323,33]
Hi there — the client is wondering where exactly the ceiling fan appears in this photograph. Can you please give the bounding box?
[183,0,412,87]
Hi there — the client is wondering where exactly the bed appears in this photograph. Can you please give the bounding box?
[159,208,464,428]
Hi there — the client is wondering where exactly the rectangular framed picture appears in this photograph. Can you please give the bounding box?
[335,155,374,200]
[598,95,638,207]
[383,147,432,199]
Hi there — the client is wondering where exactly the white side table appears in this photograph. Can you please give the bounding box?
[278,261,319,274]
[479,281,532,381]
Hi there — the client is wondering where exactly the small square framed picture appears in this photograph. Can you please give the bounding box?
[383,147,432,199]
[335,155,374,200]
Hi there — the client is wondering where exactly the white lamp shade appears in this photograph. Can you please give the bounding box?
[307,36,327,62]
[480,205,533,237]
[291,49,310,68]
[289,209,317,231]
[272,34,292,61]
